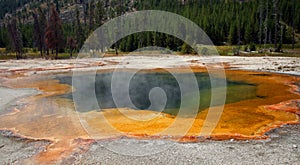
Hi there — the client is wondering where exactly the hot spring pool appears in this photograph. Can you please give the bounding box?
[57,71,257,116]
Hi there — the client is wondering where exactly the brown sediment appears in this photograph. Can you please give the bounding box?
[0,68,299,163]
[35,138,95,163]
[265,100,300,115]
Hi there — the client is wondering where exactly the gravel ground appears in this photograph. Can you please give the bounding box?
[61,124,300,165]
[0,87,46,165]
[0,131,50,165]
[0,123,299,165]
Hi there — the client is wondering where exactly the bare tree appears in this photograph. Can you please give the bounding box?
[45,4,64,59]
[33,7,47,58]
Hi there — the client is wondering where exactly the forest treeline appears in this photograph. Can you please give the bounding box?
[0,0,299,59]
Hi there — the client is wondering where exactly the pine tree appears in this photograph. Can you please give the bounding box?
[88,0,95,33]
[0,27,8,48]
[264,0,269,48]
[245,24,253,44]
[83,1,88,32]
[258,0,264,48]
[273,0,279,51]
[45,4,64,59]
[67,36,76,58]
[53,0,60,13]
[33,7,46,57]
[75,7,85,50]
[292,0,295,49]
[228,22,237,45]
[95,0,105,27]
[6,17,23,59]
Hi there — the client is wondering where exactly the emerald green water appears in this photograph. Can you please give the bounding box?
[57,71,257,116]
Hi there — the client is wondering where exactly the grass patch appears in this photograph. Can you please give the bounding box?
[215,45,300,57]
[1,45,300,59]
[0,48,77,60]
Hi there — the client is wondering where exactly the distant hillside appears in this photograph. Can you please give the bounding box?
[0,0,136,25]
[0,0,299,53]
[0,0,34,19]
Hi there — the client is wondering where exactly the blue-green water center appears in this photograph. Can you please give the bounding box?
[57,71,257,116]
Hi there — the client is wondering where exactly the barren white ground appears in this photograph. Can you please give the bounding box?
[0,55,299,76]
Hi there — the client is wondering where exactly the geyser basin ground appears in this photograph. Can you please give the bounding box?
[0,56,299,163]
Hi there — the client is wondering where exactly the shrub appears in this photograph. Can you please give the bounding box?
[249,43,256,51]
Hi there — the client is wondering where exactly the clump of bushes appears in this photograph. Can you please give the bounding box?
[244,43,256,52]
